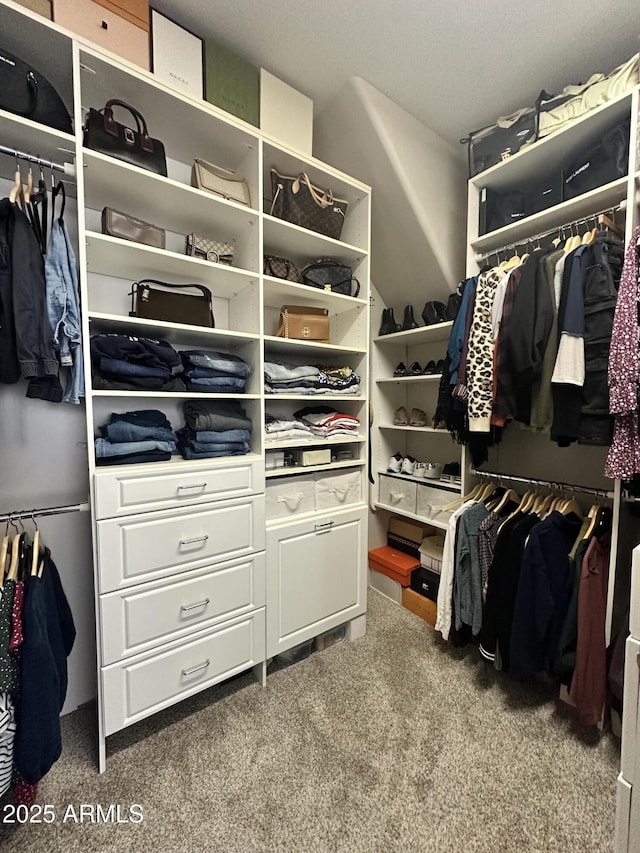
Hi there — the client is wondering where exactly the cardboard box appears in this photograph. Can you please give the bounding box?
[205,39,259,127]
[387,516,435,558]
[368,545,419,587]
[260,69,312,155]
[14,0,52,18]
[402,587,437,626]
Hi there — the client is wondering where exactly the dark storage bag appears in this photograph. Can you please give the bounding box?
[461,111,536,178]
[563,118,630,200]
[479,188,529,235]
[130,279,214,327]
[84,100,167,176]
[301,259,360,297]
[0,46,72,133]
[528,174,563,214]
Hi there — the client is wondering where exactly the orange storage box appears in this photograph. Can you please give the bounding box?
[402,587,437,626]
[368,545,419,587]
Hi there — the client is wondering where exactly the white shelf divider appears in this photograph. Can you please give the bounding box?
[265,460,365,478]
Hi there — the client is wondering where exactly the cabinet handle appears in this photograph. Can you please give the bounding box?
[177,483,207,492]
[101,20,108,29]
[390,492,403,503]
[315,521,334,531]
[331,487,349,502]
[181,598,210,613]
[182,659,210,678]
[179,535,209,546]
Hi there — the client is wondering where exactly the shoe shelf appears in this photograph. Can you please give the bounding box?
[374,321,453,346]
[379,424,450,433]
[265,460,365,478]
[376,375,443,383]
[373,502,451,532]
[379,470,461,492]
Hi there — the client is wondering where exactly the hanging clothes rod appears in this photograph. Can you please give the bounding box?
[470,469,614,500]
[0,502,90,524]
[474,200,628,264]
[0,143,76,177]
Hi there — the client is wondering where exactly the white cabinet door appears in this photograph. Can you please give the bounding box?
[266,506,367,657]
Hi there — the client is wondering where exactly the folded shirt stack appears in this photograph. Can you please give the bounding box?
[293,405,361,438]
[264,361,361,396]
[264,413,313,444]
[180,350,251,394]
[95,409,177,466]
[180,400,253,459]
[91,334,185,392]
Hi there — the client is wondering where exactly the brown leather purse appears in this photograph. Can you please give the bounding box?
[275,305,329,342]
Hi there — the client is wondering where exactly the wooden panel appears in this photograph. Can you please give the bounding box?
[402,587,437,627]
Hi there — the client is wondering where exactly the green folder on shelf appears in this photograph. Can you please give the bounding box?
[204,39,260,127]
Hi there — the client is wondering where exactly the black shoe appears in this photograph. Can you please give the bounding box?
[435,358,445,373]
[422,300,447,326]
[408,361,422,375]
[402,305,419,330]
[393,361,408,376]
[422,360,437,375]
[379,307,402,335]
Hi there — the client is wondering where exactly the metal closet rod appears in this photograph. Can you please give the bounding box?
[470,469,614,499]
[0,502,90,524]
[0,143,74,176]
[475,199,628,263]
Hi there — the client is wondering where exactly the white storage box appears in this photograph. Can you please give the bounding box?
[260,69,313,155]
[416,482,454,519]
[296,448,331,467]
[379,475,416,515]
[368,567,402,604]
[266,474,315,520]
[266,450,286,470]
[315,469,361,510]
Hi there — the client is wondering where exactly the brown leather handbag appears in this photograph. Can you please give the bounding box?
[275,305,329,342]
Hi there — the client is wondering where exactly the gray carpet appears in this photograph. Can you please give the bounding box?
[1,590,619,852]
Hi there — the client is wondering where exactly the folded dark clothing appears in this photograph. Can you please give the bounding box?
[266,379,319,390]
[176,428,248,455]
[178,426,251,444]
[93,374,187,392]
[186,380,246,393]
[183,399,252,432]
[91,334,181,369]
[111,409,173,429]
[95,450,172,466]
[184,366,247,380]
[102,421,177,443]
[293,405,337,419]
[99,357,171,380]
[180,447,249,460]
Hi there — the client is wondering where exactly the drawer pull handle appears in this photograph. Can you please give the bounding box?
[278,493,303,509]
[331,487,349,502]
[182,659,211,678]
[181,598,210,613]
[177,483,207,492]
[179,535,209,546]
[315,520,334,531]
[390,492,403,503]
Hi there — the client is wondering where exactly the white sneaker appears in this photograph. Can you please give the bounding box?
[387,452,403,473]
[400,456,416,475]
[414,462,426,478]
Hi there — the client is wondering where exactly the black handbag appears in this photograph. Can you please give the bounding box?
[300,259,360,297]
[130,280,214,327]
[563,118,630,200]
[84,100,167,177]
[0,47,72,133]
[270,169,348,240]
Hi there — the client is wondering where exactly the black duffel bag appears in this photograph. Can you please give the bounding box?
[301,258,360,297]
[563,118,630,200]
[84,100,167,177]
[0,47,72,133]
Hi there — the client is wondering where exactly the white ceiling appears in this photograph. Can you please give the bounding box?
[152,0,640,148]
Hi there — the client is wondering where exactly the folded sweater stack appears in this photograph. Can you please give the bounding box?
[294,405,360,438]
[91,334,185,392]
[264,361,360,396]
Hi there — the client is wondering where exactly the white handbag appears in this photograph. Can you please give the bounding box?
[191,157,251,207]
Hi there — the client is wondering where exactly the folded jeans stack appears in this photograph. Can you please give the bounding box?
[95,410,177,466]
[180,399,253,459]
[90,334,185,392]
[180,350,251,393]
[264,361,360,395]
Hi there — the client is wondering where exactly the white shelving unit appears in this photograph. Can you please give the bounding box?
[0,0,371,773]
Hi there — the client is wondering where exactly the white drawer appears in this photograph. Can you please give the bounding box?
[96,496,265,593]
[102,609,265,736]
[315,469,362,510]
[94,457,264,519]
[99,551,266,665]
[379,475,416,514]
[416,481,455,518]
[266,474,315,520]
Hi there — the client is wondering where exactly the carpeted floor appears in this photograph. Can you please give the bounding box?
[0,590,620,853]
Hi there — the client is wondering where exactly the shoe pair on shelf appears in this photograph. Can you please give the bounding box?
[387,453,444,479]
[379,306,419,335]
[393,359,445,377]
[393,406,427,426]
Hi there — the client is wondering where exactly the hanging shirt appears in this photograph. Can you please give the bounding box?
[467,269,502,432]
[0,580,19,692]
[454,501,490,636]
